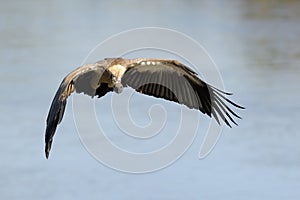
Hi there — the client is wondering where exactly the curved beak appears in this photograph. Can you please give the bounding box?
[114,82,123,94]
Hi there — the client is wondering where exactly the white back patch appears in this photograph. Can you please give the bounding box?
[108,64,126,80]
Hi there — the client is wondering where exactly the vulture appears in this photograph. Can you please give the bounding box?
[45,58,244,158]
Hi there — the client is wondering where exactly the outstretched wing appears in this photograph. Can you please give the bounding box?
[121,58,244,127]
[45,63,111,159]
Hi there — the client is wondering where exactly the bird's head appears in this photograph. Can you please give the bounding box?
[112,77,123,94]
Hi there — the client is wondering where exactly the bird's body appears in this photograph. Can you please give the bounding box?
[45,58,244,158]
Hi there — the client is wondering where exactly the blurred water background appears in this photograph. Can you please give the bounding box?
[1,0,300,199]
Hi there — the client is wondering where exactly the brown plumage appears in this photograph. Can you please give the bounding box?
[45,58,244,158]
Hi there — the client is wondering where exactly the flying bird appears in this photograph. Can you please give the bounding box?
[45,58,244,158]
